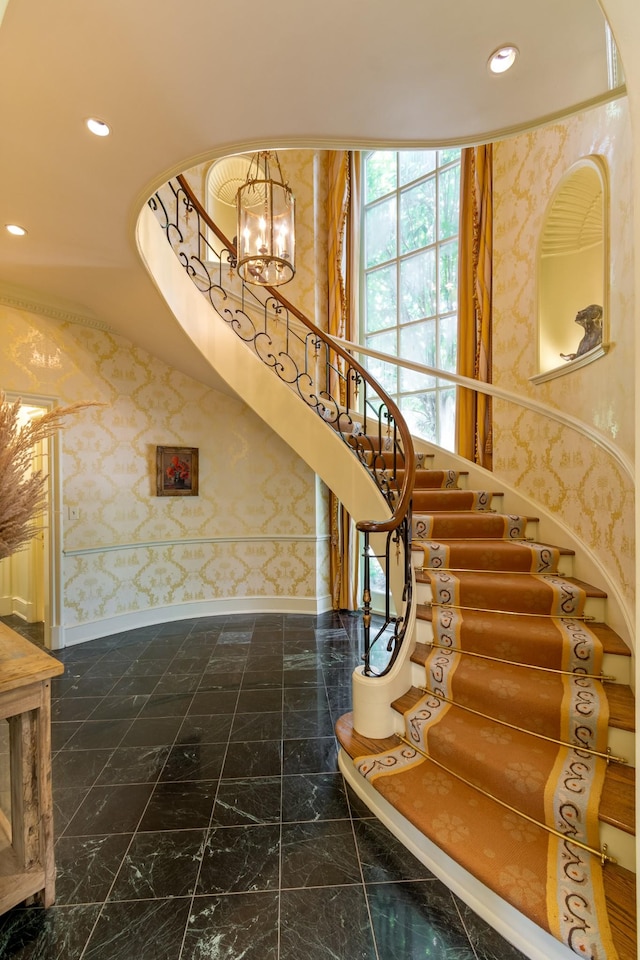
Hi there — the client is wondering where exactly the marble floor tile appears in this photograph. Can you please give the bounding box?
[53,785,90,835]
[281,771,350,823]
[229,711,283,742]
[88,694,149,721]
[95,745,171,786]
[64,719,133,752]
[119,716,183,747]
[222,739,282,779]
[196,670,244,691]
[82,898,191,960]
[0,613,527,960]
[353,818,435,884]
[283,686,329,712]
[54,833,132,905]
[0,904,101,960]
[51,697,104,722]
[138,780,217,831]
[177,713,234,743]
[153,674,200,695]
[108,829,206,900]
[240,669,283,690]
[197,824,281,894]
[282,707,335,739]
[63,783,154,837]
[110,675,160,696]
[455,898,530,960]
[279,886,377,960]
[53,748,113,789]
[236,688,283,713]
[212,776,282,826]
[367,880,476,960]
[159,741,226,782]
[51,720,82,751]
[137,693,195,719]
[183,892,279,960]
[188,690,238,715]
[280,818,361,888]
[282,736,338,775]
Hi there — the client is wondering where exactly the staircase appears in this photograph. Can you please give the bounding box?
[142,175,636,960]
[336,441,636,960]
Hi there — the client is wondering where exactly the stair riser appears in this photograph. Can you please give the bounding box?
[413,519,541,540]
[414,626,631,687]
[415,581,607,621]
[608,728,636,768]
[601,823,636,873]
[603,652,632,685]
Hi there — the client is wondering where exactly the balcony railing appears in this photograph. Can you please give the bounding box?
[148,174,416,677]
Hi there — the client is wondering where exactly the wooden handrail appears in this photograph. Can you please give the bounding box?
[176,173,416,533]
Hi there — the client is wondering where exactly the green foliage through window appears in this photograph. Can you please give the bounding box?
[361,150,461,450]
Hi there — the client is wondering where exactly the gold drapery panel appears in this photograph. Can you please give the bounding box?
[327,151,359,610]
[456,145,493,469]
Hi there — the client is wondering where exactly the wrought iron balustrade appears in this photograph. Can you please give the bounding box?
[148,174,416,676]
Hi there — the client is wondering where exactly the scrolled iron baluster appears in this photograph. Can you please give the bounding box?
[362,532,372,670]
[150,175,416,679]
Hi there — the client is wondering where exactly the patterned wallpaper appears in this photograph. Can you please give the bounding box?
[0,267,331,641]
[492,97,635,615]
[188,150,329,332]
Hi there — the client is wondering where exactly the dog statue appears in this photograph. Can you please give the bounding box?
[560,304,603,361]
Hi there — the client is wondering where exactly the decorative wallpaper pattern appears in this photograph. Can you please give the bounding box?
[0,301,331,642]
[493,98,635,616]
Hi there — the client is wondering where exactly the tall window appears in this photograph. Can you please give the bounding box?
[361,150,461,449]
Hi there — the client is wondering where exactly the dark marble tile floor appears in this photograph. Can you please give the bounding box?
[0,612,528,959]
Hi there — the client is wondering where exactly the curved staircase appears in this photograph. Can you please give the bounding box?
[141,176,636,960]
[336,444,636,960]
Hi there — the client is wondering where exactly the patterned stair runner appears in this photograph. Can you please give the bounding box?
[342,456,634,959]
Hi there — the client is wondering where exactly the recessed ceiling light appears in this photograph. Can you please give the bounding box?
[86,117,111,137]
[6,223,27,236]
[488,45,519,75]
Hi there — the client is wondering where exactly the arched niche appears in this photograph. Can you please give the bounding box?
[204,154,249,251]
[532,155,609,383]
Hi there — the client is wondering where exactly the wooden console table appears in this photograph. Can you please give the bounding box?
[0,622,63,913]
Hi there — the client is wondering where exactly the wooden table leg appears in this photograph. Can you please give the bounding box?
[8,682,55,907]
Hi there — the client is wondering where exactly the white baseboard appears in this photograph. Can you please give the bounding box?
[338,749,577,960]
[0,596,31,620]
[57,593,335,648]
[0,597,14,617]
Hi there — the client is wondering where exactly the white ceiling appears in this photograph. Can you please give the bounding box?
[0,0,621,393]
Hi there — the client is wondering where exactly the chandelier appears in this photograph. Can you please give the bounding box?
[236,151,295,286]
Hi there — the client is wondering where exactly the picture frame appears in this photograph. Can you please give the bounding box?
[156,446,199,496]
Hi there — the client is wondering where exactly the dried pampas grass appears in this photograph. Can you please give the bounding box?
[0,393,97,561]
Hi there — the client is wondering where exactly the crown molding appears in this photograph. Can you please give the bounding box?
[0,289,111,331]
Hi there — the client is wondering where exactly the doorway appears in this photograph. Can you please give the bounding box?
[0,397,57,649]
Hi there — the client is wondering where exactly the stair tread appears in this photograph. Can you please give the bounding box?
[335,712,401,757]
[602,863,638,960]
[411,539,575,556]
[604,683,636,732]
[352,688,634,835]
[395,679,635,735]
[412,618,632,659]
[336,712,636,960]
[600,764,636,835]
[416,569,608,598]
[413,510,538,519]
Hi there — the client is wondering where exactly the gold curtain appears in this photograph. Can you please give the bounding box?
[456,144,493,469]
[327,151,359,610]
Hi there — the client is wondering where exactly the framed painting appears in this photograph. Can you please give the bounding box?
[156,446,199,496]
